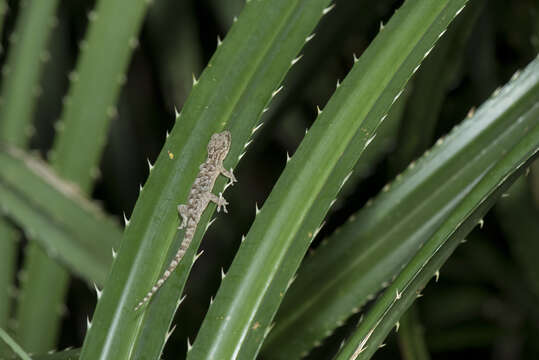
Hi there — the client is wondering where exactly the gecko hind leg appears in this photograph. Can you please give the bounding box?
[209,193,228,213]
[177,204,188,229]
[220,166,237,184]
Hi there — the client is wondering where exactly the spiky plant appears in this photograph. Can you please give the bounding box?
[0,0,538,359]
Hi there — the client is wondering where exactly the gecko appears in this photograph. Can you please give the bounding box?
[135,130,236,311]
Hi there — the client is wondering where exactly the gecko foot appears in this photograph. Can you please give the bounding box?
[220,166,237,184]
[217,193,228,213]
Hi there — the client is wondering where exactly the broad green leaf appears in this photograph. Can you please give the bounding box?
[0,147,121,284]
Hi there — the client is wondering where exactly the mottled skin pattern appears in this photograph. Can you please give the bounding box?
[135,131,236,310]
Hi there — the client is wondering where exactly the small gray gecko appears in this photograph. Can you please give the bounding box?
[135,130,236,311]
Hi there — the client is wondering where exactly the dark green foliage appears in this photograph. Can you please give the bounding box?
[0,0,537,359]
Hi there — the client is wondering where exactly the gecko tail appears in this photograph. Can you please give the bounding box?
[134,235,192,311]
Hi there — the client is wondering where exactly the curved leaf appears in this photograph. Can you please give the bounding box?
[335,59,539,360]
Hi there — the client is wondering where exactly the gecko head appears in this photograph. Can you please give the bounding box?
[207,130,232,162]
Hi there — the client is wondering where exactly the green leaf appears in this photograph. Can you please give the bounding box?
[0,0,59,147]
[49,0,150,188]
[0,147,121,284]
[334,58,539,360]
[191,1,468,359]
[80,0,334,358]
[15,0,152,352]
[263,56,539,359]
[0,0,60,352]
[0,327,30,360]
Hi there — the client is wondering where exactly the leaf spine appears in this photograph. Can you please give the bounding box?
[123,212,130,226]
[351,328,374,357]
[291,54,303,66]
[205,218,216,231]
[341,171,352,188]
[305,33,316,42]
[393,89,404,103]
[455,5,466,17]
[272,86,284,97]
[423,46,434,59]
[87,10,98,22]
[194,250,204,262]
[322,4,335,15]
[93,283,102,299]
[165,324,176,344]
[177,294,187,308]
[364,134,376,149]
[438,29,447,38]
[251,122,264,134]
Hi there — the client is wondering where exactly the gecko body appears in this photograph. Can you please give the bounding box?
[135,131,236,310]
